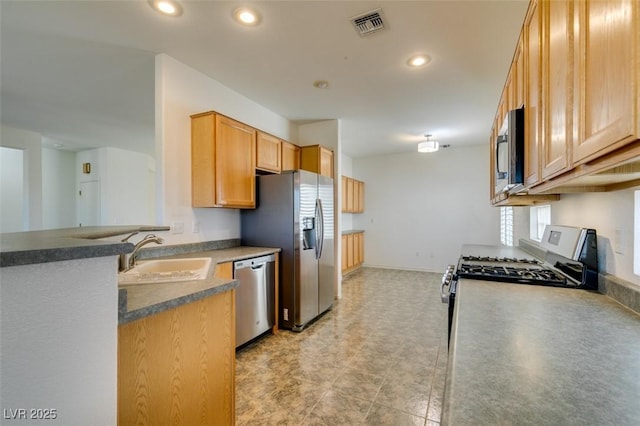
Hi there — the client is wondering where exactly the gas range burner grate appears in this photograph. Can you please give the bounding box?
[461,256,540,264]
[457,263,571,287]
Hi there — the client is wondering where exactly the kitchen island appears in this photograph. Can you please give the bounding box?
[1,226,280,425]
[443,277,640,425]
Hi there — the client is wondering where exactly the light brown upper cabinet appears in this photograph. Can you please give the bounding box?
[256,131,282,173]
[524,0,541,187]
[491,0,640,202]
[281,141,300,172]
[341,176,365,213]
[301,145,334,178]
[540,0,573,180]
[572,0,639,164]
[191,112,256,208]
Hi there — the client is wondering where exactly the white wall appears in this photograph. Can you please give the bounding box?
[1,147,25,232]
[155,54,293,244]
[353,144,500,272]
[1,125,43,230]
[42,147,76,229]
[514,188,639,285]
[1,257,118,425]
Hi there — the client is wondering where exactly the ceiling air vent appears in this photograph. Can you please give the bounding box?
[350,8,387,37]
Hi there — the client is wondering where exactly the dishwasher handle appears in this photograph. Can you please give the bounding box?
[234,254,276,271]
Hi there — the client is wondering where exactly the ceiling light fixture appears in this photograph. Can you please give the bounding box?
[418,134,439,153]
[313,80,329,89]
[148,0,183,17]
[233,7,261,26]
[407,54,431,68]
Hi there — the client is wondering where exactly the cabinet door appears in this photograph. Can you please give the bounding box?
[281,141,300,171]
[358,232,364,265]
[118,291,235,425]
[319,147,334,178]
[541,0,573,179]
[256,131,281,173]
[191,113,216,207]
[341,235,348,272]
[573,0,639,164]
[346,234,354,269]
[346,178,354,213]
[353,233,362,265]
[353,180,360,213]
[524,0,541,187]
[357,180,365,213]
[341,176,348,213]
[215,115,256,208]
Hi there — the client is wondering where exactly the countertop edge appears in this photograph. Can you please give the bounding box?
[117,246,281,324]
[118,279,238,325]
[0,225,172,268]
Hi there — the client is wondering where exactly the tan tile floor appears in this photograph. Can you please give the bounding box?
[236,267,448,425]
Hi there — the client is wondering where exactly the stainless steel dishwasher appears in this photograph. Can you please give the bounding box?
[234,254,275,348]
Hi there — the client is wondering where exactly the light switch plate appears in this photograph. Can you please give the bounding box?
[172,221,184,234]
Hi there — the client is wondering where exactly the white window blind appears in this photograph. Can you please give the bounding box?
[530,204,551,242]
[500,206,513,246]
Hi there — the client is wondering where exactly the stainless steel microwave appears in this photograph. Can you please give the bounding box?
[495,107,525,194]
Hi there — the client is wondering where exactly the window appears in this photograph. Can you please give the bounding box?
[500,206,513,246]
[530,204,551,242]
[635,190,640,276]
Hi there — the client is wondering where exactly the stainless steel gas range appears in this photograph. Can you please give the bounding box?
[441,225,599,345]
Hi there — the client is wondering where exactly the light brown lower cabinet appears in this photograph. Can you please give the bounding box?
[118,290,235,425]
[342,231,364,275]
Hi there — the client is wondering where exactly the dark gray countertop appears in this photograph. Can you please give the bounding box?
[0,225,169,267]
[118,246,280,324]
[443,262,640,424]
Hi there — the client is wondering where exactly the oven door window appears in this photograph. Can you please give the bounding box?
[496,134,508,179]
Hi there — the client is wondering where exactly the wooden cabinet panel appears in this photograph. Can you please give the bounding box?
[347,178,354,212]
[281,141,300,171]
[524,0,541,187]
[341,231,365,274]
[341,235,348,272]
[191,112,256,208]
[341,176,348,212]
[118,291,236,425]
[214,261,233,279]
[191,113,216,207]
[572,0,639,164]
[353,232,361,265]
[319,146,333,178]
[215,115,256,208]
[541,0,572,180]
[357,180,364,213]
[256,131,281,173]
[300,145,334,178]
[341,176,365,213]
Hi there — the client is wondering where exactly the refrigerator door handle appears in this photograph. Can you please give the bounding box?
[316,198,324,259]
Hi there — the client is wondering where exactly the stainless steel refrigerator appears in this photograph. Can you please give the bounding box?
[241,170,334,331]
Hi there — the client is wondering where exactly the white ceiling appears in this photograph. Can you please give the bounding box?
[0,0,528,158]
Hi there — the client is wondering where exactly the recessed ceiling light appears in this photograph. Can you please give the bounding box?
[233,7,261,26]
[407,54,431,68]
[148,0,183,17]
[313,80,329,89]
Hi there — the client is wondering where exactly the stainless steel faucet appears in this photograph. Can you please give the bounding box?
[120,234,164,272]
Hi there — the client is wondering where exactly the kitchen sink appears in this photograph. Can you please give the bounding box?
[118,257,212,285]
